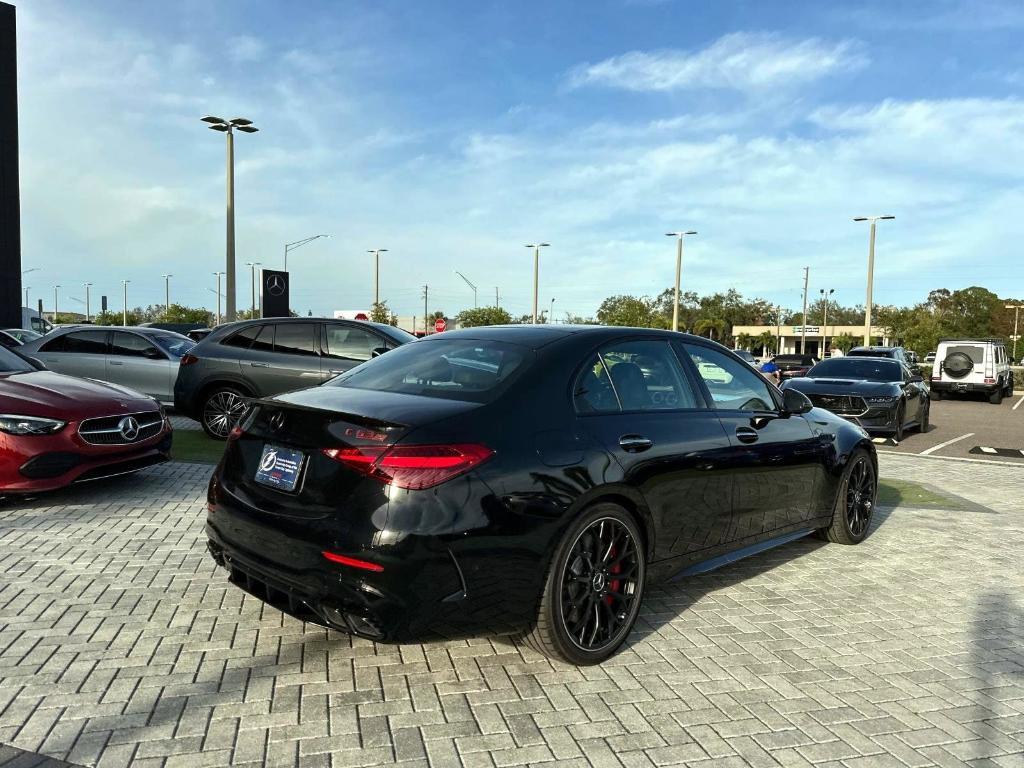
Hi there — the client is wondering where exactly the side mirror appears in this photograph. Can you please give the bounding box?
[143,347,164,360]
[28,356,47,371]
[371,346,390,358]
[782,387,813,415]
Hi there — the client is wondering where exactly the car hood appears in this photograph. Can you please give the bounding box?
[784,377,900,396]
[0,371,155,418]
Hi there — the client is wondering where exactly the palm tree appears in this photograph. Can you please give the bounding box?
[694,316,726,340]
[832,332,856,354]
[736,332,755,351]
[756,330,777,357]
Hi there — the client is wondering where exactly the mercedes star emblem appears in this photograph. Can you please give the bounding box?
[118,416,140,441]
[267,274,287,296]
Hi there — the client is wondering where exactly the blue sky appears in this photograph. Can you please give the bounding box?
[12,0,1024,320]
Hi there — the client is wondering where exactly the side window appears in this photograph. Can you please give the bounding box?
[576,339,698,413]
[110,332,162,358]
[682,343,777,412]
[39,334,67,352]
[273,323,319,357]
[250,324,275,353]
[323,325,378,361]
[224,325,262,349]
[62,331,108,354]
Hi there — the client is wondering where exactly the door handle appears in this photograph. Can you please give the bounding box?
[328,369,345,375]
[618,434,653,452]
[109,360,123,366]
[736,426,760,444]
[249,362,270,368]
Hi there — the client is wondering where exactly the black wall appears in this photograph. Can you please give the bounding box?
[0,2,20,328]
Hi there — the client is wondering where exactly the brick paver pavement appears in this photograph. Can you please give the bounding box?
[1,455,1022,767]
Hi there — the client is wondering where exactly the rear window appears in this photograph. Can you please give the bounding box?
[848,349,893,358]
[775,355,814,364]
[328,338,531,403]
[150,333,195,358]
[809,358,902,382]
[943,345,985,363]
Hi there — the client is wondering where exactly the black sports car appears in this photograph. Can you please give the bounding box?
[781,356,929,441]
[206,326,877,664]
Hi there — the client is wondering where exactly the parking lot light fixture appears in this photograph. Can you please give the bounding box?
[820,288,835,355]
[83,282,92,322]
[665,231,697,332]
[121,280,130,325]
[367,249,388,306]
[1007,304,1024,362]
[162,274,173,316]
[853,215,895,346]
[525,243,550,324]
[246,262,261,318]
[201,115,259,323]
[213,272,224,325]
[455,271,478,308]
[53,285,60,323]
[284,234,330,271]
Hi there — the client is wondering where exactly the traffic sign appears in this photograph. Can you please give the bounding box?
[434,317,447,333]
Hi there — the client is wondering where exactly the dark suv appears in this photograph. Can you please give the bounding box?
[846,346,909,365]
[772,354,819,380]
[174,318,415,437]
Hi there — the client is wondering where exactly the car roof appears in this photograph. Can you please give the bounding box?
[938,338,1004,344]
[419,324,707,350]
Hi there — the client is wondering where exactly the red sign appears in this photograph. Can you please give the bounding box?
[434,317,447,333]
[354,312,368,321]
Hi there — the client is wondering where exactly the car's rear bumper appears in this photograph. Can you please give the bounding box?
[930,380,999,394]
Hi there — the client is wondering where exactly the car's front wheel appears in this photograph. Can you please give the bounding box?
[893,402,906,442]
[201,386,249,439]
[818,449,876,545]
[523,503,646,665]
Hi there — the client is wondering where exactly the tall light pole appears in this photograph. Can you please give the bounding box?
[367,249,388,306]
[246,262,261,318]
[201,116,260,323]
[550,297,556,323]
[665,231,697,332]
[53,285,60,322]
[284,234,330,271]
[1003,305,1019,362]
[455,271,478,308]
[525,243,550,324]
[853,215,895,346]
[23,285,29,307]
[213,272,224,325]
[162,274,173,316]
[83,282,92,322]
[820,288,834,356]
[122,280,130,325]
[800,266,809,353]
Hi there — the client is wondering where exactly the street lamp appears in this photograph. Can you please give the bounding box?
[162,274,173,317]
[455,271,478,308]
[853,215,895,346]
[524,243,550,324]
[665,231,697,332]
[83,282,92,322]
[23,286,29,307]
[201,115,259,323]
[820,288,835,356]
[366,249,388,306]
[550,297,556,323]
[121,280,130,325]
[1003,305,1019,362]
[213,272,224,325]
[53,285,60,323]
[284,234,330,271]
[246,262,261,318]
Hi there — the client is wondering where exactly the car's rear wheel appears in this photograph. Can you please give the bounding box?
[523,503,646,665]
[919,401,930,432]
[818,449,876,545]
[201,386,249,439]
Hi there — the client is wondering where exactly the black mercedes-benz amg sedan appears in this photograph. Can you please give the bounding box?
[781,356,929,441]
[206,326,877,664]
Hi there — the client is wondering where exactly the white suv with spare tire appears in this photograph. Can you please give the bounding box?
[931,338,1014,404]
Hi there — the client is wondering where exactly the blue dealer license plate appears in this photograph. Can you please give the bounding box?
[254,444,304,492]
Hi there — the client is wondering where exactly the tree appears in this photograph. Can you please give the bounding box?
[93,309,143,326]
[457,306,512,327]
[596,295,663,328]
[735,332,756,351]
[832,333,856,354]
[565,314,598,325]
[161,304,213,325]
[756,331,777,356]
[369,301,395,324]
[694,316,726,340]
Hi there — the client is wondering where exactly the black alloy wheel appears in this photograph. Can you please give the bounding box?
[893,402,905,442]
[202,386,248,439]
[818,449,876,545]
[920,401,930,433]
[524,504,646,664]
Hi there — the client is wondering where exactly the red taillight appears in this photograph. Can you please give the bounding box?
[180,353,199,366]
[984,377,996,384]
[322,443,493,490]
[321,551,384,572]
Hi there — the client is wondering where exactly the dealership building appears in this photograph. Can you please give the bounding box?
[730,324,894,357]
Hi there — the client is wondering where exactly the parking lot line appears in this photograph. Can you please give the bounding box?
[1014,395,1024,410]
[919,432,974,456]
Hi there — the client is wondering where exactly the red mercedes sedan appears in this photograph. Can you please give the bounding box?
[0,346,172,494]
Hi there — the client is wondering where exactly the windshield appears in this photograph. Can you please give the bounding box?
[327,338,532,403]
[0,346,35,374]
[150,333,195,358]
[809,358,902,382]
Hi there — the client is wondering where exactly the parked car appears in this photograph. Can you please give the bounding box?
[18,326,194,407]
[930,338,1014,404]
[0,330,22,349]
[772,354,819,380]
[846,346,910,366]
[924,351,936,364]
[4,328,43,344]
[174,317,416,438]
[19,307,53,335]
[734,349,756,364]
[186,328,213,342]
[0,345,171,494]
[141,321,209,336]
[205,325,877,664]
[781,356,929,441]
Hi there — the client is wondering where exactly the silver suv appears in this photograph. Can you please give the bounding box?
[173,318,415,437]
[931,338,1014,404]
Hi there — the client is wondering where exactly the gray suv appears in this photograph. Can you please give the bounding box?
[174,318,415,437]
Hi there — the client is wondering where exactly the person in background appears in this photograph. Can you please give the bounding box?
[760,356,780,385]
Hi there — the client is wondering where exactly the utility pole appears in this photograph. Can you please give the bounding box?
[665,231,697,332]
[84,282,92,322]
[495,287,499,308]
[162,274,172,317]
[820,288,834,356]
[122,280,130,325]
[524,243,550,324]
[23,286,29,307]
[213,272,223,325]
[246,262,261,318]
[776,305,782,355]
[422,285,429,334]
[1007,304,1023,362]
[53,285,60,323]
[854,215,895,346]
[800,266,809,353]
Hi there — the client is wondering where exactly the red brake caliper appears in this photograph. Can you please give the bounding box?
[606,545,620,605]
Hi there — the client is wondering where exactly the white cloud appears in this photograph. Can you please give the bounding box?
[226,35,265,63]
[567,32,868,93]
